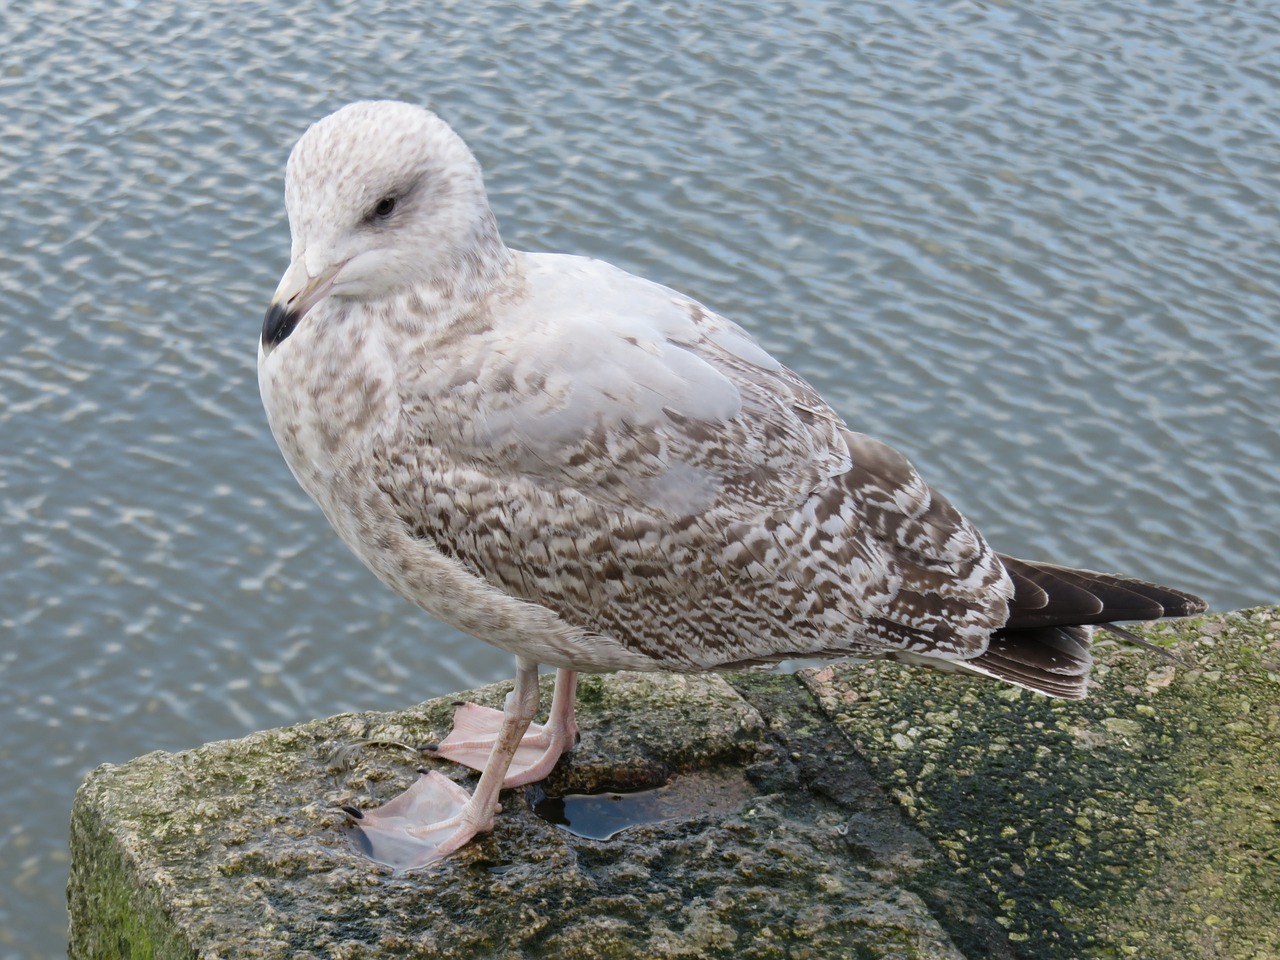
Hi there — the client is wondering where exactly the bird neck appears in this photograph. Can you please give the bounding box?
[377,215,516,340]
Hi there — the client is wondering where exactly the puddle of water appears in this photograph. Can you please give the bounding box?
[532,769,758,840]
[341,769,759,868]
[340,773,757,875]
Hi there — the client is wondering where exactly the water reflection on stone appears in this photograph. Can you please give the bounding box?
[532,770,759,842]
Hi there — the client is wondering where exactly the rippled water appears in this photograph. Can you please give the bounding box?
[2,1,1277,953]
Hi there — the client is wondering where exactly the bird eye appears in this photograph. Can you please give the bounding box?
[373,196,396,219]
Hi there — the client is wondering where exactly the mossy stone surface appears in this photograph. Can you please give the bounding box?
[799,607,1280,959]
[69,672,962,959]
[68,609,1278,959]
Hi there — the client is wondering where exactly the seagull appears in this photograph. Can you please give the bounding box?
[258,100,1207,870]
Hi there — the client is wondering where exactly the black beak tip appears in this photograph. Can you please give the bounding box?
[262,301,300,351]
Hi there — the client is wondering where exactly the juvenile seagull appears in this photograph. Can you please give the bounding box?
[259,100,1206,869]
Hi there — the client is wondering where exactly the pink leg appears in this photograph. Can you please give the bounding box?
[346,658,544,871]
[424,668,578,787]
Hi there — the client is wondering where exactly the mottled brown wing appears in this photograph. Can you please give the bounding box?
[399,269,854,525]
[380,259,1011,666]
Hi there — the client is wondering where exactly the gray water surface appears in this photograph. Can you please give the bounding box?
[2,2,1277,954]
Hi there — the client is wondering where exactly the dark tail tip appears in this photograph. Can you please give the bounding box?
[998,555,1207,630]
[961,556,1208,699]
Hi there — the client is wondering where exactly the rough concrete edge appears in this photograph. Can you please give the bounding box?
[726,670,1021,960]
[68,762,198,960]
[1100,606,1280,958]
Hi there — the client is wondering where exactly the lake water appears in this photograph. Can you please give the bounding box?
[2,1,1277,954]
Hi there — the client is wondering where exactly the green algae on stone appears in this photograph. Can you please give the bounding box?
[800,607,1280,960]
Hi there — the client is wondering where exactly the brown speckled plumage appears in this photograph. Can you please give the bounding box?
[260,100,1206,702]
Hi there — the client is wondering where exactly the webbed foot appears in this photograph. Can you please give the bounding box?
[345,770,490,872]
[343,659,561,870]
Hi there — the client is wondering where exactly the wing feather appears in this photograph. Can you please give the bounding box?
[376,253,1011,668]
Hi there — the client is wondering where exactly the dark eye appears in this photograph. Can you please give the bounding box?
[372,196,396,219]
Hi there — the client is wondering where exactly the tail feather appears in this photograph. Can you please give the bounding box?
[959,625,1093,699]
[999,555,1207,628]
[960,556,1207,700]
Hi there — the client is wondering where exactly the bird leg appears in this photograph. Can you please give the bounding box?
[346,657,544,871]
[423,668,578,787]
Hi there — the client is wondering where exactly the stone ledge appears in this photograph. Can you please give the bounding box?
[68,608,1279,959]
[796,606,1280,959]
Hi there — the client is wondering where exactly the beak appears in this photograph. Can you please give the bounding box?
[261,256,344,353]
